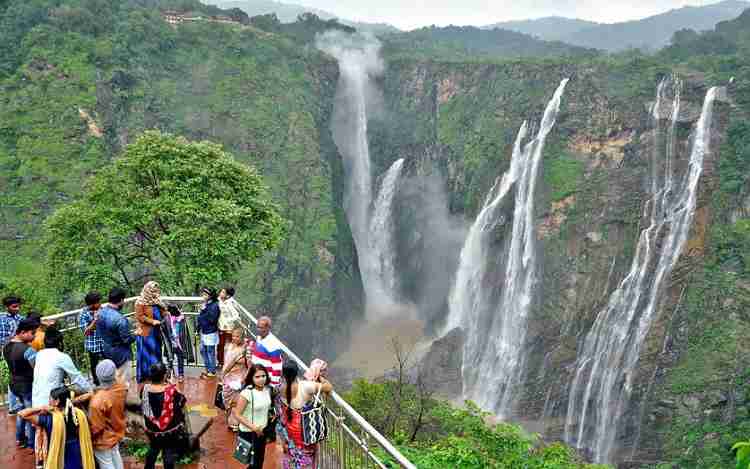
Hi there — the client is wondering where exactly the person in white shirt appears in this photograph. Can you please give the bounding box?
[32,327,92,408]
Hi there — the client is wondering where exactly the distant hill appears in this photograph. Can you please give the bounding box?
[383,25,595,61]
[484,17,599,42]
[485,0,750,51]
[204,0,401,34]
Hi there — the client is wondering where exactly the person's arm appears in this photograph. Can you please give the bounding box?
[135,304,160,326]
[88,397,107,439]
[60,354,92,393]
[210,303,220,325]
[233,394,260,433]
[117,316,135,345]
[221,347,244,375]
[318,377,333,394]
[24,347,36,367]
[19,405,51,426]
[80,310,97,337]
[78,310,91,335]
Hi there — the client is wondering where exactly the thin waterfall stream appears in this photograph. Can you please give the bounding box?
[446,79,569,416]
[564,84,718,463]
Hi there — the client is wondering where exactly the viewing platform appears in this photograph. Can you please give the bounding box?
[1,296,416,469]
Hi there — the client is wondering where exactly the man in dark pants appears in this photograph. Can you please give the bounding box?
[79,291,105,386]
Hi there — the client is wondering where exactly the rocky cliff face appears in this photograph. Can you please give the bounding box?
[367,59,738,466]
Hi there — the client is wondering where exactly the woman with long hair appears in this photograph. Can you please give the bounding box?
[275,362,332,469]
[233,364,274,469]
[20,386,96,469]
[141,362,189,469]
[221,327,249,430]
[135,281,168,385]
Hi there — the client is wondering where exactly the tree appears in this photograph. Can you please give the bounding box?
[44,130,285,294]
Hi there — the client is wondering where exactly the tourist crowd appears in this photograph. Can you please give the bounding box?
[1,282,333,469]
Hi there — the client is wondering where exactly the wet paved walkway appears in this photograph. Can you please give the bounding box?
[1,371,280,469]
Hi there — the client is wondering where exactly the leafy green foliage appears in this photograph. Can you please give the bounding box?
[44,131,284,294]
[733,440,750,469]
[544,145,585,202]
[346,379,609,468]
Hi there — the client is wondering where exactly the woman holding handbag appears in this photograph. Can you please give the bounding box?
[275,361,332,469]
[221,328,250,430]
[233,364,274,469]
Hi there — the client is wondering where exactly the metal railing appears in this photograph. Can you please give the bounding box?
[28,296,416,469]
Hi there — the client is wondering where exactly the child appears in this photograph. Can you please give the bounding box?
[166,305,186,383]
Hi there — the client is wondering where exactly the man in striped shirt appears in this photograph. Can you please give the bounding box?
[250,316,284,387]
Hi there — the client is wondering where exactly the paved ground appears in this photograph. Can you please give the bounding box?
[1,371,281,469]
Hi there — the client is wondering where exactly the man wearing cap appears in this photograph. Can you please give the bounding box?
[89,359,128,469]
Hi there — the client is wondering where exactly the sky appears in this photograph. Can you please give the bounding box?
[289,0,730,30]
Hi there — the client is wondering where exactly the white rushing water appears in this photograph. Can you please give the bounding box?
[447,79,569,416]
[564,84,717,463]
[320,34,403,315]
[368,158,406,308]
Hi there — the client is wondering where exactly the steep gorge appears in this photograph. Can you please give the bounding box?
[2,2,750,467]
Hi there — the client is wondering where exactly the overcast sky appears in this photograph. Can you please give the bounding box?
[290,0,727,30]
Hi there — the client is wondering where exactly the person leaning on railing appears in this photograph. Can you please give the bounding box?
[275,361,333,469]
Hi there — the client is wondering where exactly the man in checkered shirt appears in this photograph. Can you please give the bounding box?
[78,291,105,386]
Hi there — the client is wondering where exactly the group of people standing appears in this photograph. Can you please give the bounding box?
[2,281,335,469]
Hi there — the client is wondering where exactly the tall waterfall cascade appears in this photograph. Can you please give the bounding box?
[368,158,406,308]
[564,83,718,464]
[446,79,569,416]
[319,34,403,316]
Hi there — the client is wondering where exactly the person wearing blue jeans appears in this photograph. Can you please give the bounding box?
[2,318,38,448]
[196,288,220,379]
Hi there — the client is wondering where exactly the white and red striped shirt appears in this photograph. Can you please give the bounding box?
[250,334,284,386]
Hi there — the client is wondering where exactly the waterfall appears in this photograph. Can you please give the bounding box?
[564,84,717,464]
[368,158,406,310]
[447,79,569,416]
[319,34,402,314]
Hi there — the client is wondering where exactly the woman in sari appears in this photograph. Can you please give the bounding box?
[19,386,96,469]
[135,281,168,385]
[221,327,249,430]
[275,362,332,469]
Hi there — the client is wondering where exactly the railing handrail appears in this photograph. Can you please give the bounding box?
[44,295,416,469]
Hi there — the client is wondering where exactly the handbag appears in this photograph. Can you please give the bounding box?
[301,387,328,445]
[233,434,255,465]
[263,388,277,442]
[214,383,226,411]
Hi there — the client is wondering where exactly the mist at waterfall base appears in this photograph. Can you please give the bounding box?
[445,79,569,417]
[564,83,718,464]
[395,169,469,330]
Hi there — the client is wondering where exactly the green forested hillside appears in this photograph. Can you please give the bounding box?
[487,0,750,52]
[382,25,595,61]
[0,0,355,357]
